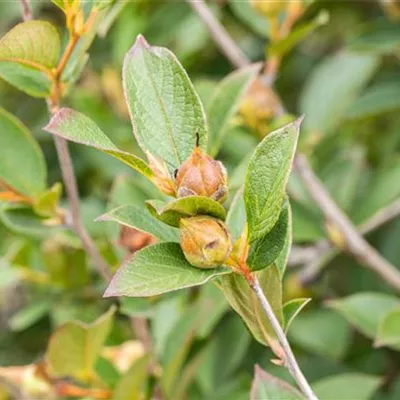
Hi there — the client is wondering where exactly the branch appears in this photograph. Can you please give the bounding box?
[249,276,318,400]
[19,0,32,21]
[186,0,250,68]
[294,154,400,292]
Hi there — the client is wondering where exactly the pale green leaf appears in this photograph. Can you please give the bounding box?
[245,119,300,242]
[9,300,51,332]
[145,196,226,228]
[312,373,381,400]
[33,183,62,218]
[207,64,261,156]
[97,204,179,242]
[0,107,46,196]
[46,306,116,382]
[0,21,60,69]
[375,308,400,348]
[113,355,149,400]
[283,298,311,333]
[226,187,246,242]
[327,292,400,339]
[248,201,289,272]
[217,265,282,347]
[123,35,207,172]
[250,365,304,400]
[44,108,153,178]
[300,50,379,135]
[288,309,351,360]
[104,243,230,297]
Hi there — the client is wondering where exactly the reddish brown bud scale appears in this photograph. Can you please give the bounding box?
[180,216,232,269]
[175,147,228,203]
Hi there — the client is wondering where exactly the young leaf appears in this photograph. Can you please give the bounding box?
[46,306,116,382]
[217,265,282,347]
[0,21,60,97]
[300,50,379,135]
[33,183,62,218]
[123,35,207,172]
[44,108,154,179]
[327,292,400,339]
[250,365,304,400]
[0,107,47,197]
[207,64,261,156]
[145,196,226,228]
[283,298,311,334]
[113,354,150,400]
[311,373,381,400]
[245,119,301,242]
[375,308,400,348]
[104,243,230,297]
[226,187,246,242]
[247,201,289,272]
[97,204,179,242]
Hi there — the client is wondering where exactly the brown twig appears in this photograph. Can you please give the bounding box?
[294,155,400,292]
[19,0,32,21]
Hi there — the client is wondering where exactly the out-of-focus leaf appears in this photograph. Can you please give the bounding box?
[9,300,51,332]
[44,108,153,178]
[248,201,289,272]
[291,201,323,242]
[226,187,246,242]
[250,365,304,400]
[327,292,400,339]
[346,82,400,119]
[288,309,351,360]
[283,298,311,333]
[123,35,207,173]
[32,183,62,218]
[104,243,230,298]
[113,354,149,400]
[145,196,226,228]
[217,265,282,347]
[375,308,400,348]
[312,373,381,400]
[46,306,116,382]
[0,107,46,197]
[207,64,261,156]
[97,204,179,242]
[245,119,300,242]
[300,50,379,135]
[229,0,270,37]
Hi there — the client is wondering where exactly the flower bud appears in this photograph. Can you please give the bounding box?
[175,147,228,203]
[249,0,287,17]
[180,216,232,269]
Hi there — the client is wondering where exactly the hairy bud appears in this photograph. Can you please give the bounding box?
[175,147,228,203]
[249,0,287,17]
[180,216,232,269]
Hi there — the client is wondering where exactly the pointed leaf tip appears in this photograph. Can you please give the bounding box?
[130,34,150,56]
[43,107,73,134]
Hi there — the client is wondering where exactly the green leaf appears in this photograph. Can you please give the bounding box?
[97,204,179,242]
[207,64,261,156]
[247,201,289,272]
[104,243,230,297]
[33,183,62,218]
[0,107,47,197]
[123,34,207,172]
[0,62,51,97]
[300,50,379,135]
[145,196,226,228]
[312,373,381,400]
[46,306,116,382]
[217,265,282,347]
[0,21,60,69]
[226,187,246,242]
[288,309,351,361]
[245,119,300,242]
[346,82,400,119]
[44,108,153,179]
[9,300,51,332]
[250,365,304,400]
[283,298,311,333]
[375,308,400,348]
[113,354,149,400]
[327,292,400,339]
